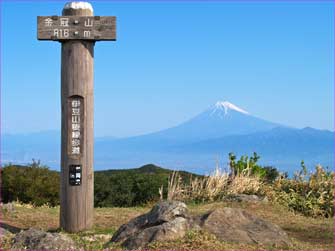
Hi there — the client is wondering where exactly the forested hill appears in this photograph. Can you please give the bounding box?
[94,164,201,207]
[95,163,200,179]
[1,163,200,208]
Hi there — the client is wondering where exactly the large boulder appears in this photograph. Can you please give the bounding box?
[199,207,291,247]
[111,201,291,249]
[12,228,77,250]
[111,201,191,249]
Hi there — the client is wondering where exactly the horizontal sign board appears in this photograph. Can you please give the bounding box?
[37,16,116,41]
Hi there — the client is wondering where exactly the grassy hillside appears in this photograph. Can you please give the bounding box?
[1,157,333,217]
[1,201,333,250]
[1,158,333,250]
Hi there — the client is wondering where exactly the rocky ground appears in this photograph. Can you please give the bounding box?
[0,199,333,250]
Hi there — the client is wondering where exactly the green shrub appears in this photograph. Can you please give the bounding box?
[228,152,279,182]
[262,166,280,183]
[94,171,168,207]
[1,160,60,206]
[94,173,136,207]
[268,163,334,218]
[1,162,183,208]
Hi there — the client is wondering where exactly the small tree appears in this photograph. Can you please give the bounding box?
[228,152,279,182]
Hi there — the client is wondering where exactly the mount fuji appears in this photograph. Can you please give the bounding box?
[153,101,281,141]
[103,101,281,147]
[93,101,333,173]
[2,101,333,174]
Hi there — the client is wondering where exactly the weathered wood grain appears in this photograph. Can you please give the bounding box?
[60,6,94,233]
[37,16,116,41]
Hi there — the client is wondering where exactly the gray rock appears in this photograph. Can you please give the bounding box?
[123,217,189,250]
[111,201,291,249]
[12,228,77,250]
[200,207,291,247]
[111,200,191,249]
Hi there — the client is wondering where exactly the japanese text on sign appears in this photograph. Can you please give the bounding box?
[37,16,116,41]
[71,99,81,155]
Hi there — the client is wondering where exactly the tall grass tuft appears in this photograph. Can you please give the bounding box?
[227,172,261,195]
[187,166,229,202]
[167,171,184,201]
[166,164,262,202]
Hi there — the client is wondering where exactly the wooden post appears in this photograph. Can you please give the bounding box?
[37,2,116,233]
[60,3,94,233]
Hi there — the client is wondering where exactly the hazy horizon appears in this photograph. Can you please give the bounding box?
[2,99,335,138]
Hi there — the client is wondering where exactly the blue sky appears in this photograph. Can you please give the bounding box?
[1,0,334,137]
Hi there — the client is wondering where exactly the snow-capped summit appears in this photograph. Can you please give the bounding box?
[132,100,280,142]
[211,101,249,117]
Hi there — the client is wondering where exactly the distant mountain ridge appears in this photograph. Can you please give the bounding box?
[175,126,333,157]
[2,101,333,174]
[122,101,281,143]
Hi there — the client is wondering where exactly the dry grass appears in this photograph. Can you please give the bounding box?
[227,172,262,195]
[167,171,184,201]
[189,167,230,202]
[167,166,262,202]
[1,201,333,250]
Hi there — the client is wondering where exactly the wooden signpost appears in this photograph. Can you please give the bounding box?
[37,2,116,232]
[37,16,116,41]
